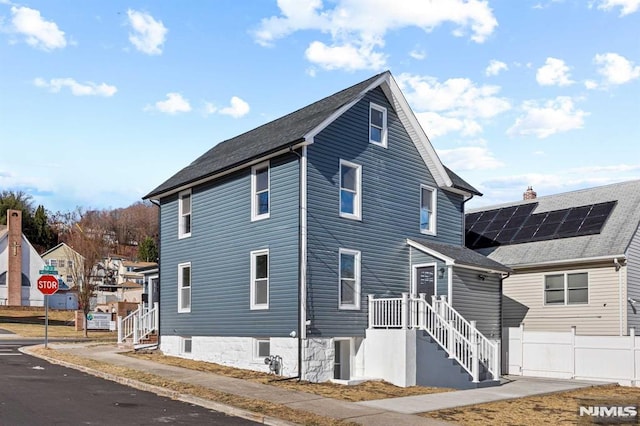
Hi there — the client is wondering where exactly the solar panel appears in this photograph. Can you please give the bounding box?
[466,201,616,249]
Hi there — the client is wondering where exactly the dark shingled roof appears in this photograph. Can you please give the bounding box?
[410,238,511,273]
[145,71,480,200]
[145,72,388,199]
[444,166,482,196]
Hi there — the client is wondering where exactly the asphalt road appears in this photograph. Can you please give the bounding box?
[0,340,261,425]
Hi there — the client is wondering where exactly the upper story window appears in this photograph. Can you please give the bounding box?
[420,185,436,235]
[544,272,588,305]
[251,162,270,221]
[49,259,58,267]
[339,248,361,310]
[369,103,387,147]
[178,190,192,239]
[178,262,191,313]
[250,249,269,310]
[339,160,362,220]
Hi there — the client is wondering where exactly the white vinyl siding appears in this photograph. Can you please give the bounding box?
[339,160,361,220]
[251,162,270,221]
[178,190,192,239]
[250,249,269,310]
[369,103,387,147]
[503,266,621,335]
[178,262,191,313]
[420,185,436,235]
[339,248,361,310]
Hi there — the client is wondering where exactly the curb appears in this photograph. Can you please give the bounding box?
[21,345,296,426]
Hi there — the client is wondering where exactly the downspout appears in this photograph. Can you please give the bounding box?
[150,199,161,346]
[615,258,623,336]
[289,145,307,381]
[461,195,475,247]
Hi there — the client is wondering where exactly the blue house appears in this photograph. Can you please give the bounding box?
[144,71,509,388]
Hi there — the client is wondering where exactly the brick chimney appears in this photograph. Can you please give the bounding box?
[523,186,537,200]
[7,209,23,306]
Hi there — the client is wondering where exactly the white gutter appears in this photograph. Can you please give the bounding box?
[510,254,627,270]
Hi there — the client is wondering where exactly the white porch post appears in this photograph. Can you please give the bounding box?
[494,340,501,380]
[117,316,123,344]
[133,315,139,345]
[154,301,159,332]
[448,319,455,359]
[401,292,408,330]
[418,293,426,329]
[368,294,374,329]
[471,320,479,383]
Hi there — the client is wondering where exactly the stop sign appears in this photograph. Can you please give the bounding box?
[37,274,59,295]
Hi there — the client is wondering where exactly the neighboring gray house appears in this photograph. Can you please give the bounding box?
[144,71,509,388]
[466,181,640,337]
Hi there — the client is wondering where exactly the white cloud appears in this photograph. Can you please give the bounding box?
[584,79,599,89]
[437,146,504,171]
[254,0,497,71]
[305,41,386,71]
[594,52,640,85]
[9,6,66,50]
[34,77,117,96]
[398,73,510,138]
[507,96,587,138]
[127,9,167,55]
[536,57,574,86]
[409,49,426,60]
[415,112,482,138]
[485,60,508,76]
[219,96,250,118]
[147,93,191,114]
[595,0,640,16]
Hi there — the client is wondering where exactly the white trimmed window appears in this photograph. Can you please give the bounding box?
[250,249,269,310]
[255,338,270,359]
[182,337,192,353]
[178,190,192,239]
[339,160,362,220]
[369,103,387,147]
[544,272,588,305]
[420,185,436,235]
[339,248,361,310]
[251,162,270,221]
[178,262,191,313]
[49,259,58,267]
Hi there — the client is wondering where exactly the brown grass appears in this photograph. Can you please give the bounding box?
[128,351,450,402]
[0,306,117,340]
[423,384,639,425]
[31,347,356,426]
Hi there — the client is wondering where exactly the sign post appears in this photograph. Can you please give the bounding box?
[37,274,59,348]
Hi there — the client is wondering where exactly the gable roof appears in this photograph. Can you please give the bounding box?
[41,242,83,259]
[145,71,479,200]
[408,238,511,273]
[467,180,640,267]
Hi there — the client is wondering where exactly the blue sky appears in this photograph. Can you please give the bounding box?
[0,0,638,213]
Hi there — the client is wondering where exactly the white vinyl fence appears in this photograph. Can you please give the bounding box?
[503,325,639,386]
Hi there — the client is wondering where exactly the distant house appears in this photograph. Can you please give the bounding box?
[0,209,46,306]
[144,71,509,388]
[41,242,84,288]
[466,181,640,336]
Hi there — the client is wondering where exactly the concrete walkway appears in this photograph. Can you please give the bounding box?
[22,342,608,425]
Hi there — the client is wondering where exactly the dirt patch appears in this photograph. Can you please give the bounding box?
[423,384,639,425]
[128,350,451,402]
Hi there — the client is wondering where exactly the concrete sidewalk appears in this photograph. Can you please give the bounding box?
[22,342,607,425]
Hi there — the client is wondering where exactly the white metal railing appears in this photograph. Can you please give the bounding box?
[368,293,500,382]
[117,302,158,345]
[432,295,500,380]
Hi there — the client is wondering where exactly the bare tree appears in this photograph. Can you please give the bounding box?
[62,210,114,337]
